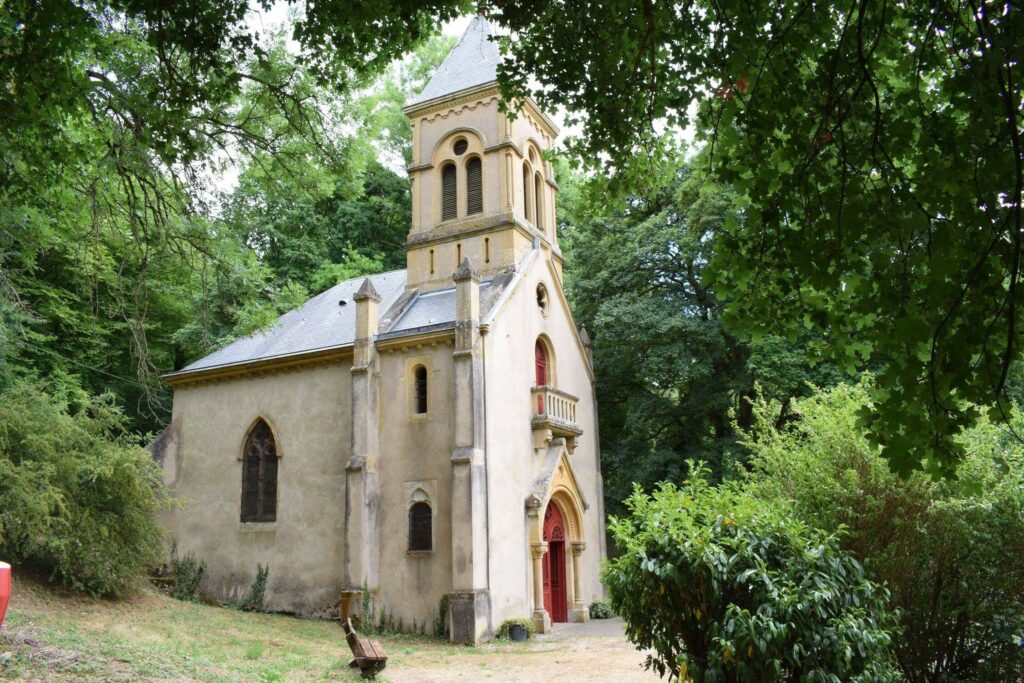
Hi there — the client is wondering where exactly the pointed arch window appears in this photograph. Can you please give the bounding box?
[535,340,548,386]
[409,501,433,551]
[241,419,278,523]
[441,163,457,221]
[535,340,549,413]
[466,157,482,216]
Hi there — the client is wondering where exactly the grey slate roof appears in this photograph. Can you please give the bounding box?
[168,270,408,376]
[407,14,501,107]
[166,264,519,378]
[384,282,493,336]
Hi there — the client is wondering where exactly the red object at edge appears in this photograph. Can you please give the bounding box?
[0,561,11,629]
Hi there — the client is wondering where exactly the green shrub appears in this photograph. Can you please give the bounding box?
[589,599,614,619]
[0,380,167,596]
[496,617,535,640]
[238,564,269,612]
[605,464,896,681]
[744,382,1024,681]
[168,544,206,602]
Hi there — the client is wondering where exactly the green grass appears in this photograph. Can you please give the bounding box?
[0,578,486,682]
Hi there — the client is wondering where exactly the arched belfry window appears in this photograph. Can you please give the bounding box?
[534,173,544,228]
[241,419,278,523]
[441,163,457,221]
[522,164,532,223]
[414,365,428,414]
[466,156,482,216]
[409,501,432,551]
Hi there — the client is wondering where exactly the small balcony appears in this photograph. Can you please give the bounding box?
[531,385,582,453]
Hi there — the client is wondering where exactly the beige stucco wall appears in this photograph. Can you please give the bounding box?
[374,342,457,633]
[159,363,353,615]
[483,247,606,626]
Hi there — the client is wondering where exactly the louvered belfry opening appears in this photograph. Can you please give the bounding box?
[414,365,428,414]
[241,419,278,522]
[408,502,432,551]
[441,163,458,221]
[466,157,482,215]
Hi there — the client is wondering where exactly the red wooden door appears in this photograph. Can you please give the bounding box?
[542,503,568,623]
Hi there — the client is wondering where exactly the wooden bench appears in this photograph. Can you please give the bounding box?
[340,593,387,679]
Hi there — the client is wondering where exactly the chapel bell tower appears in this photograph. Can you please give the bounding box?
[402,14,562,289]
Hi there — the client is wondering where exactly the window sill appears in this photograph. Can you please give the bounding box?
[406,550,433,558]
[410,412,428,422]
[239,522,277,533]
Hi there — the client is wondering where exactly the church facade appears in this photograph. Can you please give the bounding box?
[153,15,606,645]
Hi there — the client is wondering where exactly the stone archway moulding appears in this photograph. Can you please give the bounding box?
[525,440,590,631]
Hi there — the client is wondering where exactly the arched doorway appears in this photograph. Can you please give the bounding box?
[542,501,568,623]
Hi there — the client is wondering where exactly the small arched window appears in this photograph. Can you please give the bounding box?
[522,164,532,223]
[466,157,482,215]
[409,502,432,551]
[241,419,278,523]
[414,365,428,414]
[441,163,457,221]
[534,173,544,228]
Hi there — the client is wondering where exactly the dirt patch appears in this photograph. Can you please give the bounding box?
[386,625,657,682]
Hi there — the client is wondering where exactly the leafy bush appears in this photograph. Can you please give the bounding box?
[238,564,269,612]
[168,544,206,602]
[496,617,535,640]
[744,382,1024,680]
[0,380,167,596]
[589,599,614,619]
[605,464,896,681]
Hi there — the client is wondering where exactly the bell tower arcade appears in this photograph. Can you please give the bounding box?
[402,14,562,291]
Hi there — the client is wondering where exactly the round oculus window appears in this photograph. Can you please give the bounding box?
[453,138,468,155]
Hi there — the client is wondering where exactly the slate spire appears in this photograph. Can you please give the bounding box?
[407,15,501,107]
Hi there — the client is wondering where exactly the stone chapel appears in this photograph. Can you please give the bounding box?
[153,15,606,645]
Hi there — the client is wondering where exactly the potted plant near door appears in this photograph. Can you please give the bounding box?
[498,618,535,642]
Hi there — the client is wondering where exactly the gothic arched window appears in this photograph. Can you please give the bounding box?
[241,419,278,523]
[409,501,432,551]
[414,365,428,414]
[535,340,548,386]
[441,163,457,221]
[466,156,482,216]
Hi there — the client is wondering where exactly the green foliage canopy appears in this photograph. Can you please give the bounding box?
[492,0,1024,476]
